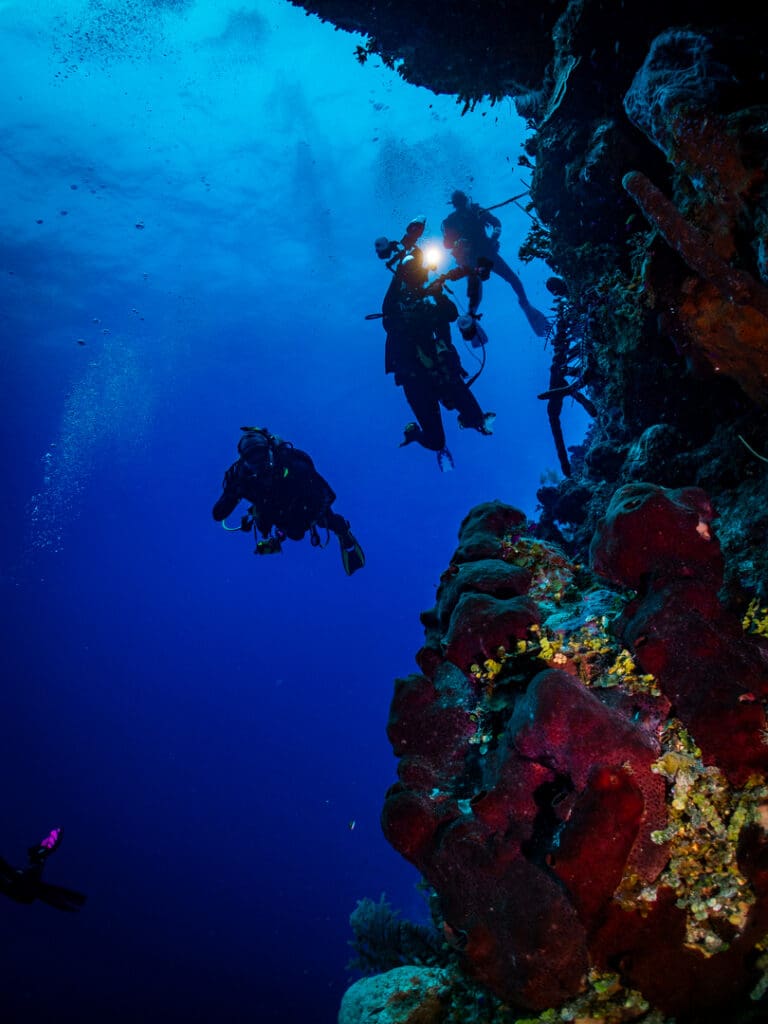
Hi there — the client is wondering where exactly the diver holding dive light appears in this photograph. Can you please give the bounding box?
[371,215,495,471]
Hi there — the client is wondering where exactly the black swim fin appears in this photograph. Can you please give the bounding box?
[36,881,87,912]
[340,534,365,576]
[520,300,551,338]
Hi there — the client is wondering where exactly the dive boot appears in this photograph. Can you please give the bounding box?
[399,422,421,447]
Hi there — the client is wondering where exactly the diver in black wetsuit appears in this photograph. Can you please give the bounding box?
[381,248,495,471]
[0,828,86,912]
[212,427,365,575]
[441,189,550,337]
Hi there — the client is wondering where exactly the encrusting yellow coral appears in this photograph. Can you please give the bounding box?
[742,598,768,638]
[639,720,768,956]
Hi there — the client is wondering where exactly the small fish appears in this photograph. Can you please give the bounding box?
[76,339,86,346]
[348,820,356,831]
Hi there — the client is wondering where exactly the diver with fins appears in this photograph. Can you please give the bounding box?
[370,215,495,470]
[212,427,365,576]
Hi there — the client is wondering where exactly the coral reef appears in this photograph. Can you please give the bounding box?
[377,500,768,1021]
[295,0,768,598]
[339,966,450,1024]
[289,0,560,106]
[590,484,768,786]
[347,894,449,975]
[310,1,768,1020]
[527,14,768,588]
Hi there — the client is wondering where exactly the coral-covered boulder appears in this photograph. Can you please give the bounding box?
[470,752,553,844]
[551,764,646,925]
[431,833,589,1011]
[620,579,768,784]
[381,785,457,865]
[510,668,668,882]
[383,499,768,1021]
[387,674,477,787]
[450,501,526,564]
[435,559,531,628]
[589,482,722,588]
[443,593,540,672]
[592,483,768,785]
[338,966,450,1024]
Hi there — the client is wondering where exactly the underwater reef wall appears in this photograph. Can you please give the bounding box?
[289,0,560,102]
[518,4,768,598]
[381,500,768,1021]
[294,0,768,599]
[292,2,768,1020]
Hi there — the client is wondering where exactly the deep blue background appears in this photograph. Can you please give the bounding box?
[1,2,587,1021]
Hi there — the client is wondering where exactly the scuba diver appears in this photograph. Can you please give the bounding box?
[212,427,365,576]
[374,217,495,471]
[0,827,86,912]
[441,189,551,338]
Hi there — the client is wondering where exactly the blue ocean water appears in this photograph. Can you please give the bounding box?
[1,2,588,1021]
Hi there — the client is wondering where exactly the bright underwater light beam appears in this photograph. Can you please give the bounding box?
[422,242,443,270]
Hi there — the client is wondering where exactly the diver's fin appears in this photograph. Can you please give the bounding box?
[521,301,551,338]
[340,535,365,576]
[36,881,87,912]
[480,412,496,435]
[437,447,455,472]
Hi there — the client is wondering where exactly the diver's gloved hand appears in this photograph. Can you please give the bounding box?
[338,529,365,576]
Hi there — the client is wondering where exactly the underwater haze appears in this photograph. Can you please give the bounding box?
[1,1,586,1021]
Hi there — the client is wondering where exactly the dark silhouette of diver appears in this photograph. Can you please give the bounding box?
[212,427,365,575]
[0,828,86,912]
[441,190,550,337]
[381,246,495,471]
